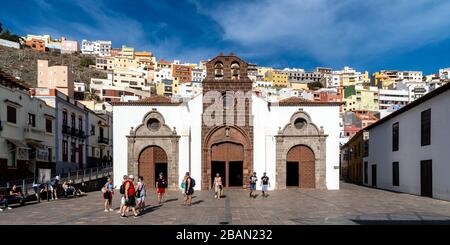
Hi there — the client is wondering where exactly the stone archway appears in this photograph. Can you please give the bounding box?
[202,126,252,190]
[138,146,168,189]
[275,109,327,189]
[127,109,180,190]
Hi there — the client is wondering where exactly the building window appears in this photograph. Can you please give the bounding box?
[78,116,83,130]
[48,148,52,163]
[62,140,68,162]
[364,161,368,184]
[421,109,431,146]
[71,143,76,162]
[28,113,36,127]
[392,162,399,186]
[7,106,17,124]
[392,122,399,152]
[46,119,53,133]
[91,125,96,136]
[71,113,76,128]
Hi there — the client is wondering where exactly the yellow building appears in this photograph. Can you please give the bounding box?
[372,72,395,89]
[272,70,288,88]
[121,45,135,59]
[343,85,379,112]
[156,80,173,96]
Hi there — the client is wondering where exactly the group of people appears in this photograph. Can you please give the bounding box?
[249,172,270,198]
[211,172,271,199]
[102,172,171,218]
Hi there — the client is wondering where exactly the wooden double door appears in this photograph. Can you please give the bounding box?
[286,145,315,188]
[211,142,244,188]
[138,146,168,188]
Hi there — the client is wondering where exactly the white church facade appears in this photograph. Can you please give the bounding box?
[112,54,341,190]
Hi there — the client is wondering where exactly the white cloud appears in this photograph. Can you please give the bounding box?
[193,0,450,65]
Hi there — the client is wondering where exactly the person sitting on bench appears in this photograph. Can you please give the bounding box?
[0,194,12,211]
[9,185,25,205]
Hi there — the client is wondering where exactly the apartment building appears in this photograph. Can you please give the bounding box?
[0,70,56,182]
[81,40,112,57]
[37,60,74,98]
[172,63,192,83]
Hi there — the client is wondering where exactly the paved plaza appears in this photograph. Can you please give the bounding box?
[1,182,450,225]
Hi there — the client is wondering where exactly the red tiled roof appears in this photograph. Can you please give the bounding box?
[111,95,182,106]
[0,69,32,90]
[272,96,342,106]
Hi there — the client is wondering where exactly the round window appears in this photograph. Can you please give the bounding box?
[294,118,307,129]
[147,118,161,131]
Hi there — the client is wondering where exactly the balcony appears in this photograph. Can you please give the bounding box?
[62,125,71,134]
[98,136,109,145]
[23,126,46,141]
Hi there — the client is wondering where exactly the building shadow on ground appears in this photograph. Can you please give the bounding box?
[352,220,450,225]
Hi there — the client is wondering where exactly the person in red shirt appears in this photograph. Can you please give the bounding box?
[121,175,139,218]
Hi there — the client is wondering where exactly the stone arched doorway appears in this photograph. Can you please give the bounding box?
[211,142,245,187]
[138,146,168,189]
[127,109,180,190]
[202,126,252,190]
[286,145,315,188]
[275,109,327,189]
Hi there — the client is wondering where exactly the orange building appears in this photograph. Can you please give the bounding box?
[25,38,46,52]
[172,64,192,83]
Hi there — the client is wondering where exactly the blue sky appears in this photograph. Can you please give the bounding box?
[2,0,450,74]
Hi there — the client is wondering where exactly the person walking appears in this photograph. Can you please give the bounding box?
[261,172,270,198]
[156,173,167,204]
[249,172,257,198]
[121,175,139,218]
[51,176,60,200]
[183,172,194,206]
[213,173,223,199]
[102,178,114,212]
[118,175,128,214]
[136,176,146,212]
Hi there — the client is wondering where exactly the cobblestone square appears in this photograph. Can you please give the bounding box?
[1,182,450,225]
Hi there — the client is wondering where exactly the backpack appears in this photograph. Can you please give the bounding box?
[119,184,125,195]
[190,178,196,188]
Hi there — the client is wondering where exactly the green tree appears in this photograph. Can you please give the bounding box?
[307,81,323,90]
[0,29,23,43]
[79,57,95,67]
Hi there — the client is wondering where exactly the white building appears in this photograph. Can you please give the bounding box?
[34,89,89,174]
[0,38,21,49]
[378,89,409,110]
[1,71,56,182]
[81,40,112,57]
[112,55,340,191]
[363,82,450,200]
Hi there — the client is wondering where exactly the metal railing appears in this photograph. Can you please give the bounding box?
[0,166,113,196]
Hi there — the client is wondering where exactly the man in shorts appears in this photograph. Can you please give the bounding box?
[122,175,139,218]
[261,172,270,198]
[249,172,257,198]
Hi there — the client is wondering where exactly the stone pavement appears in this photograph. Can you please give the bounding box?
[1,182,450,225]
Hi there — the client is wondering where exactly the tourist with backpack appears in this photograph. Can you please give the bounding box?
[117,175,128,214]
[183,172,195,206]
[121,175,139,218]
[156,173,167,204]
[136,176,146,212]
